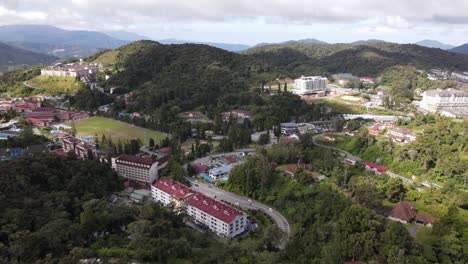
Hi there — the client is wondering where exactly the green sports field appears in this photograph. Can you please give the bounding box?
[67,117,167,144]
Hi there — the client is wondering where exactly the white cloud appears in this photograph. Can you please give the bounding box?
[0,0,467,44]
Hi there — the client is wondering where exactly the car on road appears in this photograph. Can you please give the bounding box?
[269,207,273,212]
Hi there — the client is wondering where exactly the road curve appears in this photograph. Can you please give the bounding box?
[185,177,291,237]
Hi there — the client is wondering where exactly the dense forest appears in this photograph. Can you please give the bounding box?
[243,42,468,76]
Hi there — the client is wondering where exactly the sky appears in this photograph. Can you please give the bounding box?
[1,0,468,45]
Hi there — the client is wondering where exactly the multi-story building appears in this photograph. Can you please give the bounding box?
[41,63,99,77]
[186,192,247,237]
[62,136,97,159]
[450,72,468,82]
[292,76,328,95]
[420,89,468,112]
[387,128,417,143]
[111,155,159,185]
[152,178,194,209]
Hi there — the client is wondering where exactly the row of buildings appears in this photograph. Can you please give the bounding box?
[41,62,99,77]
[419,88,468,117]
[152,178,248,237]
[62,136,97,159]
[368,122,417,144]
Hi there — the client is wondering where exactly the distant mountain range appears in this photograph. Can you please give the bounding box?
[449,43,468,54]
[254,38,327,48]
[0,42,57,73]
[415,40,455,50]
[0,25,129,59]
[104,31,151,42]
[157,39,250,52]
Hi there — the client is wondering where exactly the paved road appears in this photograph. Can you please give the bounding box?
[311,134,442,189]
[23,81,40,90]
[185,177,291,244]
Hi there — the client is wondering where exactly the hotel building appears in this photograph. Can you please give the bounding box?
[292,76,328,95]
[112,155,159,185]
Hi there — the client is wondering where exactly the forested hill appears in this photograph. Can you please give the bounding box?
[0,42,57,73]
[243,42,468,76]
[101,40,277,111]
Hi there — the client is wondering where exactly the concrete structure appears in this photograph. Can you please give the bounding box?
[41,63,99,77]
[451,72,468,82]
[340,114,400,122]
[208,164,233,181]
[292,76,328,95]
[112,155,159,185]
[222,110,253,120]
[62,136,97,159]
[186,192,247,237]
[387,128,417,143]
[420,89,468,116]
[152,178,194,209]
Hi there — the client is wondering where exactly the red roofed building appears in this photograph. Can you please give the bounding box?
[186,192,247,237]
[388,202,436,226]
[225,155,238,164]
[62,136,97,160]
[222,109,253,120]
[111,154,159,185]
[368,125,383,136]
[192,163,209,174]
[361,161,388,175]
[285,163,312,175]
[151,178,194,209]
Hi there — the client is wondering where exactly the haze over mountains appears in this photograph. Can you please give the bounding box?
[1,24,468,74]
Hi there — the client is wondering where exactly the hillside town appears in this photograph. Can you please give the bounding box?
[1,7,467,263]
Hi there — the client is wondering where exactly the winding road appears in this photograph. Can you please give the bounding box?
[185,176,291,245]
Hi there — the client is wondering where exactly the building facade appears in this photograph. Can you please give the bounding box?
[420,89,468,112]
[62,136,97,159]
[41,63,99,77]
[112,155,159,185]
[152,178,194,209]
[186,192,247,237]
[292,76,328,95]
[387,128,417,143]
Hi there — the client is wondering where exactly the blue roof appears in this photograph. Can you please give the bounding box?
[208,164,233,175]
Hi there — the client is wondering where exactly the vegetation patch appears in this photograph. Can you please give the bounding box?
[67,116,167,144]
[26,75,86,95]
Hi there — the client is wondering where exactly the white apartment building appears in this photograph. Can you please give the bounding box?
[208,164,233,181]
[41,63,99,77]
[112,155,159,185]
[420,89,468,112]
[186,192,247,237]
[292,76,328,95]
[451,72,468,82]
[151,178,193,209]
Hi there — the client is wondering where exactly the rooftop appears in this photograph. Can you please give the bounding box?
[153,178,194,199]
[424,88,468,97]
[116,154,157,166]
[186,192,244,223]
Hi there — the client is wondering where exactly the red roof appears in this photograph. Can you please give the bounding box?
[157,154,171,164]
[186,192,244,224]
[33,107,57,112]
[51,149,67,157]
[28,117,47,125]
[225,155,238,164]
[415,213,436,224]
[159,147,170,153]
[153,178,194,199]
[361,161,388,173]
[116,154,157,166]
[279,136,299,144]
[192,163,209,173]
[388,202,417,221]
[286,163,312,174]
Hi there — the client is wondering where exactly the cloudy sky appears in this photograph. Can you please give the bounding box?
[1,0,468,45]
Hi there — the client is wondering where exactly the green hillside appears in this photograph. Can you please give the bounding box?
[243,42,468,76]
[101,41,277,111]
[26,75,87,95]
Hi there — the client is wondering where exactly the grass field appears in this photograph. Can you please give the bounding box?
[27,75,86,95]
[92,50,118,64]
[67,117,167,144]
